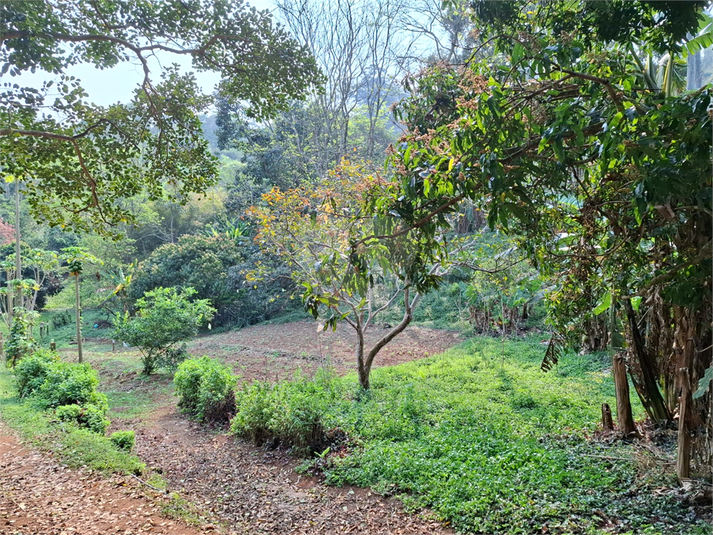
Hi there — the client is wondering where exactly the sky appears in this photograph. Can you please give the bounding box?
[11,0,276,108]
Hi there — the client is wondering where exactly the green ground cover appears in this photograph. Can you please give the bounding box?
[0,362,144,475]
[233,336,709,535]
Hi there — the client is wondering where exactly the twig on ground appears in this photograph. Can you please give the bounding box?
[131,473,169,494]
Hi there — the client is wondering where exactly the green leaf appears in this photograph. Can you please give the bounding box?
[693,366,713,400]
[512,42,524,64]
[593,292,612,316]
[631,296,642,313]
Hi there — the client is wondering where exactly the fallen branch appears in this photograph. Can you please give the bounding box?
[581,454,632,461]
[131,473,169,494]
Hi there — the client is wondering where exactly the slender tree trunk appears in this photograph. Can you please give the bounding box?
[75,274,83,363]
[677,367,692,479]
[6,273,12,329]
[674,311,696,479]
[357,347,369,389]
[356,289,419,390]
[14,181,21,311]
[7,183,21,328]
[624,300,670,422]
[613,352,636,435]
[356,322,367,389]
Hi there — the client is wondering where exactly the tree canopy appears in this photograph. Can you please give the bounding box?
[371,0,711,476]
[0,0,322,233]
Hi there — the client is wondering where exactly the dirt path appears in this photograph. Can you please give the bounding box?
[1,321,461,534]
[0,423,206,535]
[134,406,454,535]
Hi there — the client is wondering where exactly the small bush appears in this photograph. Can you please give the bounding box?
[174,356,237,423]
[230,380,277,445]
[6,310,38,367]
[14,349,59,398]
[50,311,72,329]
[109,430,136,452]
[34,361,107,410]
[1,364,141,476]
[55,403,82,421]
[231,369,342,454]
[55,403,110,434]
[113,287,215,375]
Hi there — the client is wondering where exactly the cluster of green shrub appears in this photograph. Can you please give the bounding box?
[231,369,343,454]
[126,234,300,329]
[174,356,237,423]
[174,356,340,454]
[11,349,134,451]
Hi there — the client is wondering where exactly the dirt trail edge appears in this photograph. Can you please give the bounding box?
[0,422,206,535]
[135,406,455,535]
[134,322,459,534]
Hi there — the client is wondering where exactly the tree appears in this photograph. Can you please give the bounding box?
[0,0,322,234]
[370,1,711,476]
[126,189,228,254]
[61,247,99,363]
[113,287,215,375]
[250,162,445,389]
[397,0,477,64]
[128,234,242,317]
[272,0,407,171]
[0,247,59,326]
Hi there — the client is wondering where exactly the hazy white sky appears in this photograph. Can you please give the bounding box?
[12,0,276,108]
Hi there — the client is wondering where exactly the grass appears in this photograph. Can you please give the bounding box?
[0,358,145,475]
[0,308,118,350]
[83,346,173,420]
[233,335,710,535]
[1,311,708,534]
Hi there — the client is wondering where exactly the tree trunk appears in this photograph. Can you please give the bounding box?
[624,300,670,422]
[356,289,418,390]
[75,274,83,363]
[356,322,368,390]
[601,402,614,431]
[613,352,636,435]
[677,367,692,479]
[14,180,21,311]
[674,310,696,480]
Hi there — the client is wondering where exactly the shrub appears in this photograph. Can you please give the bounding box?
[5,309,38,367]
[54,403,82,421]
[14,349,59,398]
[109,430,136,452]
[230,380,276,445]
[113,287,215,375]
[34,361,107,410]
[55,403,110,434]
[222,250,299,327]
[231,369,342,454]
[174,356,237,423]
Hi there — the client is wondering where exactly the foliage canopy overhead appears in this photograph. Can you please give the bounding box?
[0,0,322,234]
